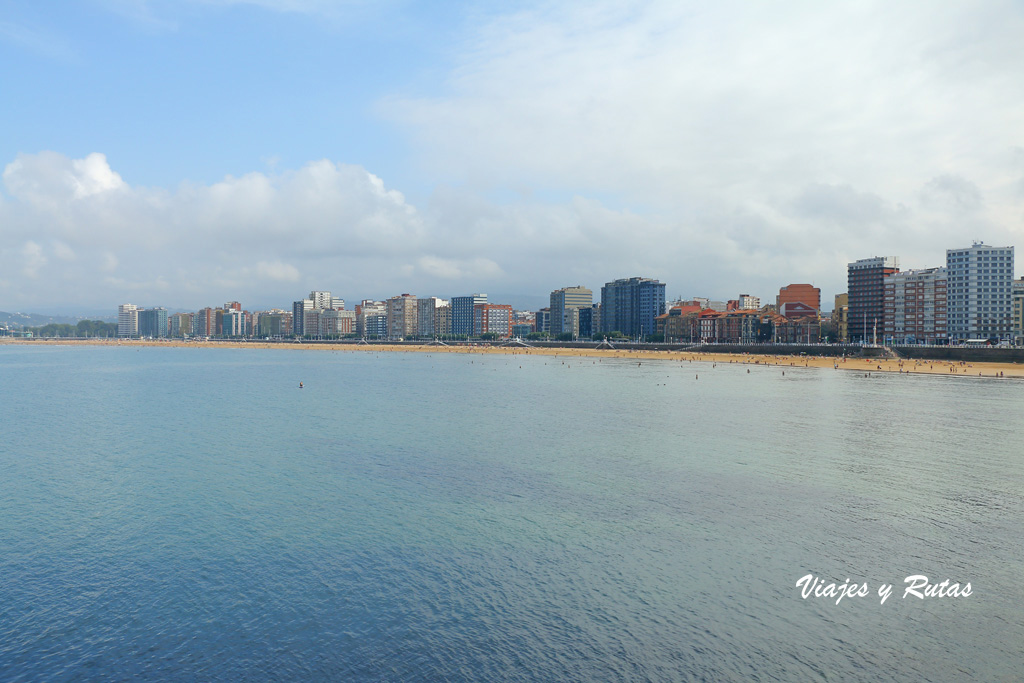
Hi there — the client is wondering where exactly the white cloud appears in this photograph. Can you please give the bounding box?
[3,151,125,205]
[383,0,1024,293]
[101,252,119,273]
[1,152,546,310]
[1,145,1015,315]
[255,260,301,282]
[0,153,431,309]
[21,241,47,278]
[52,240,77,261]
[920,175,983,214]
[102,274,171,292]
[4,1,1024,313]
[70,154,127,198]
[390,2,1024,196]
[414,256,503,280]
[1,151,712,310]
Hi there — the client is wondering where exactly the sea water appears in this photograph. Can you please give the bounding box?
[1,345,1023,681]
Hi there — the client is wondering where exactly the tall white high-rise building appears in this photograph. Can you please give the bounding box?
[118,304,138,337]
[945,242,1014,343]
[309,291,333,309]
[738,294,760,310]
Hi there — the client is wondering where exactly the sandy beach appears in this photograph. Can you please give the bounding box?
[5,337,1023,379]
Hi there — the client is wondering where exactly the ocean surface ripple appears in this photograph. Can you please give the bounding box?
[1,346,1022,681]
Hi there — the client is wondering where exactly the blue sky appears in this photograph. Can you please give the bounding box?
[1,1,460,191]
[2,0,1023,313]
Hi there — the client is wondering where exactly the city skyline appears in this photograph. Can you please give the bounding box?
[14,237,1015,319]
[2,1,1024,312]
[93,237,1020,344]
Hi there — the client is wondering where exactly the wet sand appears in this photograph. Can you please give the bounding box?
[6,338,1023,379]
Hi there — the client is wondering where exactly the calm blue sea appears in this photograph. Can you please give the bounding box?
[1,345,1023,681]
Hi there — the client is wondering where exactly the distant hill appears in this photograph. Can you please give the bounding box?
[0,311,115,328]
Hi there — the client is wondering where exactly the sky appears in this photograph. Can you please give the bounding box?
[2,0,1023,314]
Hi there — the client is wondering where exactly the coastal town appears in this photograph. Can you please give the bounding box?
[4,241,1021,347]
[7,1,1024,680]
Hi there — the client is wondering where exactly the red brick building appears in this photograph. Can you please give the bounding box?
[777,284,821,311]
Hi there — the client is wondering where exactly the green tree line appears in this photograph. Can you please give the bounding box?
[27,320,118,337]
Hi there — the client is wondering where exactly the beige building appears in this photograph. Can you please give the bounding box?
[550,286,593,337]
[737,294,760,310]
[833,293,848,342]
[434,303,451,337]
[387,294,418,339]
[416,297,448,338]
[883,267,947,344]
[319,309,356,337]
[1013,278,1024,344]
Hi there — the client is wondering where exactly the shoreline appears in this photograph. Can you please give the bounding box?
[4,337,1023,378]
